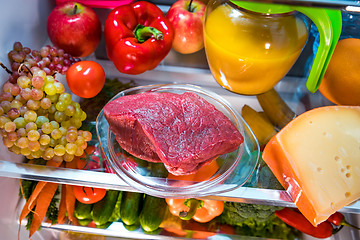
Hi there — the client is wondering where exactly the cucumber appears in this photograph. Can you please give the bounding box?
[74,201,93,220]
[148,162,168,178]
[92,190,120,226]
[108,191,122,222]
[120,191,144,226]
[96,222,112,229]
[139,194,167,232]
[123,222,140,231]
[78,218,92,226]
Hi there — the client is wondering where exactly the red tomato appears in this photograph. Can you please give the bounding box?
[66,60,105,98]
[73,185,107,204]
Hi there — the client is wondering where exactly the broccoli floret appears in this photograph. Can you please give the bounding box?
[220,202,282,224]
[219,202,300,239]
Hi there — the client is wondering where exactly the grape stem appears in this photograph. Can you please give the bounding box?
[0,61,13,75]
[18,63,33,76]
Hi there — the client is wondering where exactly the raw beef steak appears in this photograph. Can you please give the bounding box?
[104,91,243,175]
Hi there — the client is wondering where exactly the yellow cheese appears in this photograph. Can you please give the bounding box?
[262,106,360,226]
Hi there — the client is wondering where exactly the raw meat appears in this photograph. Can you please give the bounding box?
[104,91,243,175]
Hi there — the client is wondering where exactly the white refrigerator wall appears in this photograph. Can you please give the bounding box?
[0,1,58,239]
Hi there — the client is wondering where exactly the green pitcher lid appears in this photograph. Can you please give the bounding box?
[230,1,294,14]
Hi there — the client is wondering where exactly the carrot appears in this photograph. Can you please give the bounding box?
[65,184,77,223]
[19,160,63,225]
[65,161,78,224]
[57,185,67,224]
[29,182,59,237]
[19,181,47,225]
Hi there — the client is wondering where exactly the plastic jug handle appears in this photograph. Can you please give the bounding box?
[294,7,333,93]
[318,9,342,83]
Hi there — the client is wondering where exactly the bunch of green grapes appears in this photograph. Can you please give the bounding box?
[0,66,91,162]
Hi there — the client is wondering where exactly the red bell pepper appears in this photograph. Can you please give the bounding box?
[275,207,341,239]
[104,1,174,75]
[165,198,224,223]
[327,212,360,230]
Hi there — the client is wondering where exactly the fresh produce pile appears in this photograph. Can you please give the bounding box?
[1,42,92,162]
[0,0,359,239]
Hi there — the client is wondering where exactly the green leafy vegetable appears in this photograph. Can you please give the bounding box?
[80,78,136,121]
[219,202,300,239]
[20,180,36,201]
[46,188,60,225]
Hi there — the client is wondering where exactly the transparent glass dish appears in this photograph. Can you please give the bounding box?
[96,84,260,198]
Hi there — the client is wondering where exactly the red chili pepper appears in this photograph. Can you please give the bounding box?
[104,1,174,75]
[275,208,334,239]
[327,212,360,230]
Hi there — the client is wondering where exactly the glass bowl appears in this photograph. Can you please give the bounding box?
[96,84,260,198]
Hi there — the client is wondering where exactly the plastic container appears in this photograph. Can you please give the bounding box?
[96,84,260,198]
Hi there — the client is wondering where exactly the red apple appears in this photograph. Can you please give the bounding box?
[47,2,102,58]
[166,0,206,54]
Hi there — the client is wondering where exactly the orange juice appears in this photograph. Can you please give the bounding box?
[204,4,308,95]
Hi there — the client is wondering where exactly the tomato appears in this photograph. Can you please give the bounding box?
[73,185,107,204]
[66,60,105,98]
[75,145,101,171]
[75,144,114,173]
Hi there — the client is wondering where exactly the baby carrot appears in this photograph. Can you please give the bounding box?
[57,185,67,224]
[29,182,59,237]
[65,184,77,223]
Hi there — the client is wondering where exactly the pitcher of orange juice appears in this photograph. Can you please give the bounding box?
[204,0,341,95]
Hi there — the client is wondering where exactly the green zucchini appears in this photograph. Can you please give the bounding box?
[92,190,119,226]
[120,191,144,226]
[108,191,122,222]
[139,194,167,232]
[74,201,93,220]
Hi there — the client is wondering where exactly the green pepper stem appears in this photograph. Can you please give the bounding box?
[179,199,202,220]
[134,24,163,43]
[342,220,360,230]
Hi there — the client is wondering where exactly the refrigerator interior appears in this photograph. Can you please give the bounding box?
[0,0,359,239]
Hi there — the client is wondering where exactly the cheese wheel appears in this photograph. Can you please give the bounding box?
[262,106,360,226]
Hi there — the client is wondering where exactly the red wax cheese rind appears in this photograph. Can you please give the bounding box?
[262,106,360,226]
[104,91,243,175]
